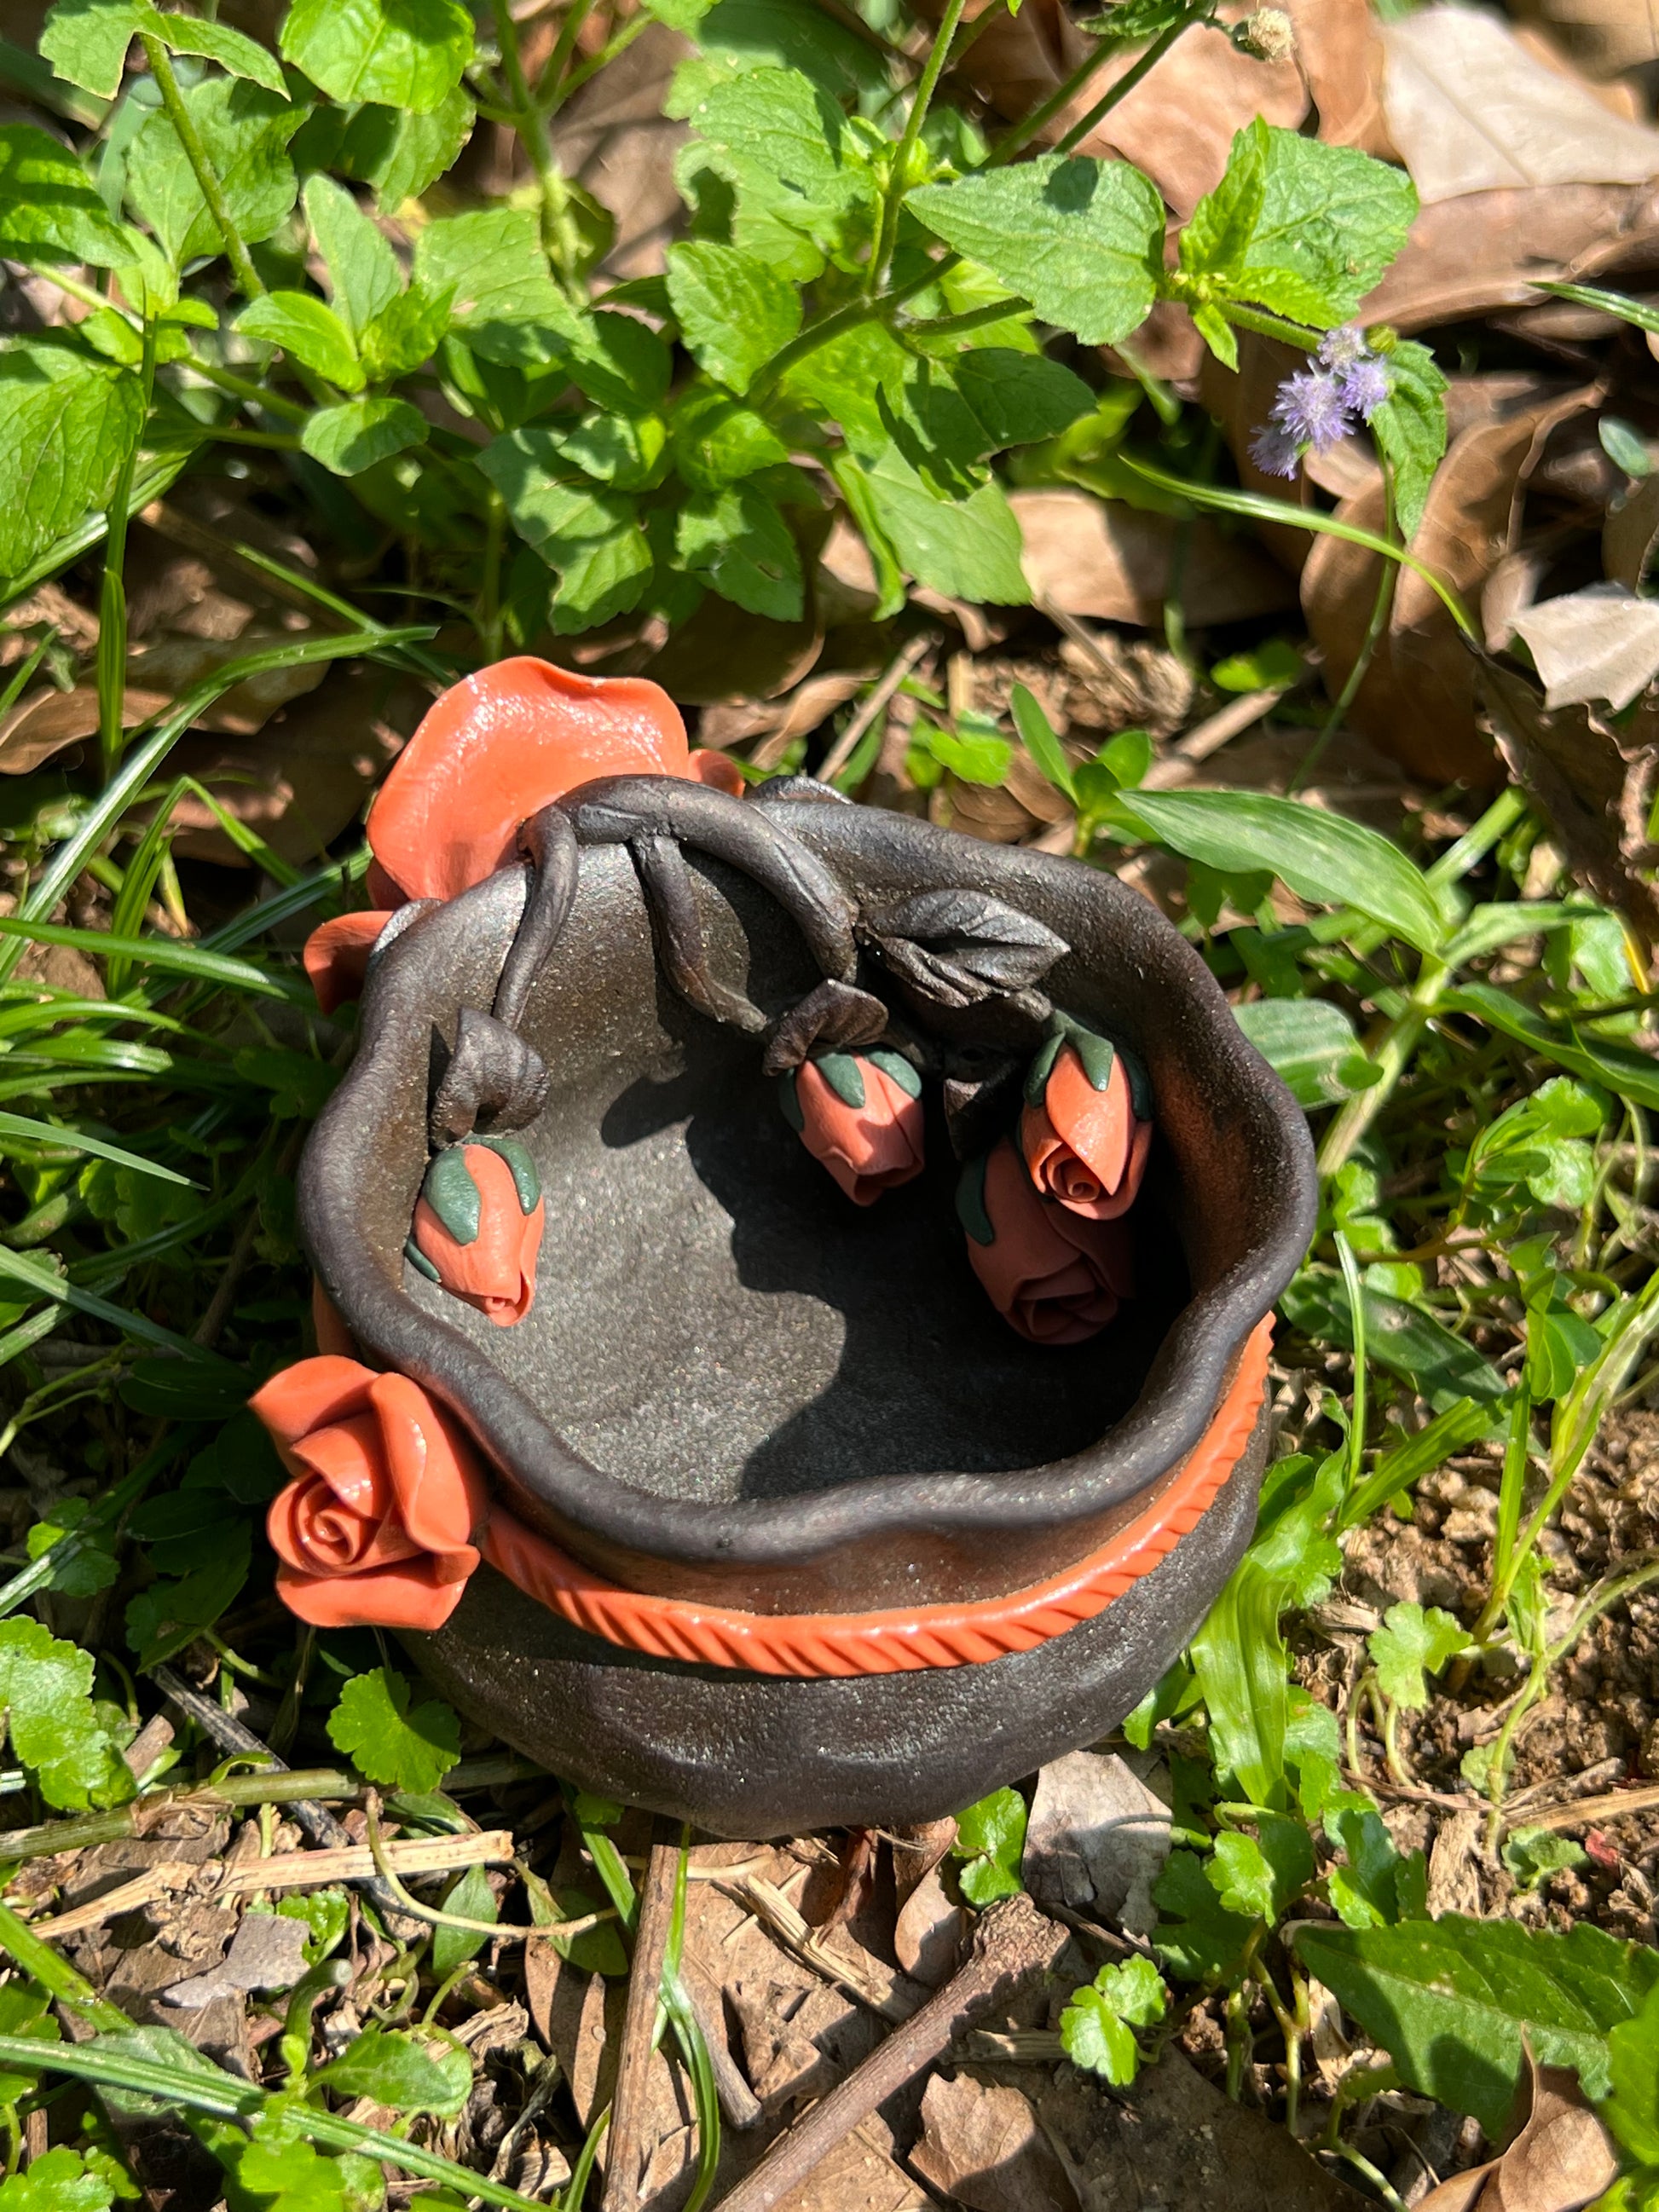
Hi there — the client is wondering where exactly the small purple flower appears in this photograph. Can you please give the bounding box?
[1336,355,1391,421]
[1248,421,1302,479]
[1270,367,1351,455]
[1316,323,1368,372]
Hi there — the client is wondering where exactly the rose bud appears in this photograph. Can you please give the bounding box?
[1019,1025,1151,1222]
[408,1136,546,1327]
[779,1048,925,1206]
[958,1138,1134,1346]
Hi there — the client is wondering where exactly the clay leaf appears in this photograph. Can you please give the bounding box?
[866,890,1067,1008]
[1510,585,1659,712]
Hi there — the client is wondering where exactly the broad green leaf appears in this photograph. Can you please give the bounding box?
[861,443,1028,604]
[430,1862,498,1980]
[340,88,475,211]
[1280,1267,1507,1412]
[303,174,402,340]
[1324,1799,1425,1930]
[1371,339,1448,542]
[280,0,474,113]
[1183,120,1418,326]
[670,385,790,488]
[781,315,911,456]
[547,411,667,492]
[312,2024,471,2115]
[124,1528,250,1668]
[1207,1812,1315,1925]
[478,431,654,631]
[1442,982,1659,1112]
[327,1666,460,1792]
[360,282,454,384]
[0,2148,113,2212]
[1604,1984,1659,2167]
[0,1986,60,2113]
[665,240,800,395]
[568,310,672,416]
[923,718,1012,787]
[0,124,132,268]
[1152,1849,1256,1984]
[414,206,582,367]
[39,0,138,98]
[1232,996,1371,1109]
[675,481,802,620]
[125,78,301,266]
[1060,1957,1165,2084]
[301,396,428,475]
[1367,1603,1471,1710]
[951,1785,1027,1905]
[0,338,142,590]
[0,1614,136,1811]
[674,0,887,101]
[146,9,289,94]
[26,1499,119,1597]
[1293,1915,1659,2138]
[908,156,1165,348]
[235,291,363,390]
[1189,1560,1287,1810]
[217,2104,376,2212]
[1115,788,1446,952]
[675,66,864,282]
[946,349,1095,455]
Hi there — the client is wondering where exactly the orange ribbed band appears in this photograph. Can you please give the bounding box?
[480,1318,1273,1678]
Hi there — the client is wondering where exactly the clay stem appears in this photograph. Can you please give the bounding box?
[602,1822,682,2212]
[705,1895,1066,2212]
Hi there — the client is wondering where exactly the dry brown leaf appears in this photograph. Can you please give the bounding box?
[1604,472,1659,586]
[1381,6,1659,202]
[549,22,691,280]
[892,1866,962,1987]
[1013,488,1297,627]
[910,2074,1081,2212]
[1418,2051,1620,2212]
[1021,1752,1171,1938]
[1512,0,1659,79]
[1482,653,1659,939]
[1510,581,1659,707]
[1283,0,1390,153]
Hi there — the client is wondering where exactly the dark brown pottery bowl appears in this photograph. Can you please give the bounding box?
[298,782,1315,1835]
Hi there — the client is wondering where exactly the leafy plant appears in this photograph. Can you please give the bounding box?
[1060,1956,1168,2085]
[950,1785,1027,1904]
[326,1665,461,1792]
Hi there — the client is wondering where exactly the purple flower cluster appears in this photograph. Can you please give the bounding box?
[1248,326,1393,481]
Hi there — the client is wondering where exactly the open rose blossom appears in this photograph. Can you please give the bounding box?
[959,1139,1134,1346]
[781,1049,925,1205]
[1020,1031,1151,1222]
[303,657,734,1010]
[252,1355,489,1630]
[408,1137,546,1327]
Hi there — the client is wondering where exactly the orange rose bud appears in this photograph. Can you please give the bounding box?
[781,1050,925,1206]
[1020,1031,1151,1222]
[251,1356,489,1631]
[408,1139,546,1328]
[959,1139,1134,1346]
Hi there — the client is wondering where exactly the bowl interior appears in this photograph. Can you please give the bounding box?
[404,989,1189,1505]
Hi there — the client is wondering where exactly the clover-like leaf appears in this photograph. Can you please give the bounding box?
[1367,1602,1471,1711]
[1060,1957,1167,2085]
[951,1785,1027,1906]
[327,1666,460,1793]
[866,890,1066,1009]
[312,2024,471,2115]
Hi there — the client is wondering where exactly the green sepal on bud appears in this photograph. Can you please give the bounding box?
[956,1153,995,1246]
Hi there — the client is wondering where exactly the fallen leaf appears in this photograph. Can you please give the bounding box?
[1013,488,1297,627]
[1417,2050,1620,2212]
[1021,1751,1171,1938]
[893,1865,962,1987]
[550,23,691,281]
[1284,0,1390,154]
[159,1909,312,2009]
[1604,473,1659,587]
[1512,0,1659,79]
[911,2074,1081,2212]
[1381,6,1659,202]
[1509,580,1659,708]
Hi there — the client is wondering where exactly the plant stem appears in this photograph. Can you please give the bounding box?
[1316,955,1449,1177]
[136,34,264,300]
[1216,300,1323,352]
[869,0,968,294]
[551,14,652,112]
[495,0,581,278]
[991,0,1215,167]
[537,0,596,110]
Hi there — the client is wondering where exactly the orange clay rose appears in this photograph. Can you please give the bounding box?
[1019,1032,1151,1223]
[303,658,732,1010]
[959,1138,1134,1346]
[252,1356,490,1631]
[781,1049,925,1206]
[408,1138,546,1328]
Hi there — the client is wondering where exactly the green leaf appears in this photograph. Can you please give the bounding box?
[665,240,801,396]
[235,291,363,390]
[1292,1915,1659,2138]
[361,283,453,384]
[414,206,581,367]
[301,396,428,476]
[1501,1827,1588,1893]
[924,719,1013,786]
[1182,120,1418,326]
[1153,1849,1256,1984]
[27,1499,119,1597]
[280,0,473,113]
[1604,1984,1659,2167]
[1280,1267,1507,1412]
[951,1785,1027,1906]
[327,1666,460,1793]
[1189,1560,1287,1810]
[1211,638,1304,692]
[946,348,1095,455]
[0,338,142,592]
[1060,1957,1166,2085]
[1368,1603,1471,1710]
[0,1985,61,2112]
[1207,1813,1315,1925]
[0,1614,136,1811]
[145,9,289,95]
[217,2102,377,2212]
[302,174,401,341]
[0,2148,113,2212]
[125,78,301,266]
[341,89,475,211]
[908,155,1165,348]
[1114,788,1446,953]
[675,482,802,620]
[124,1529,250,1668]
[1324,1799,1425,1931]
[0,124,133,269]
[1232,996,1370,1109]
[568,312,673,416]
[311,2024,471,2116]
[478,433,653,632]
[430,1863,497,1980]
[1371,339,1448,542]
[669,386,789,489]
[675,66,866,282]
[40,0,137,97]
[1442,982,1659,1113]
[677,0,887,101]
[860,443,1027,604]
